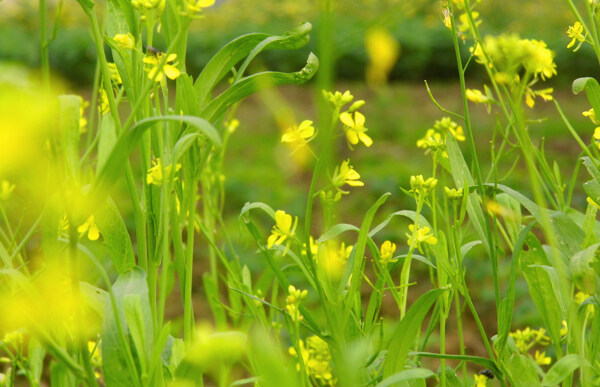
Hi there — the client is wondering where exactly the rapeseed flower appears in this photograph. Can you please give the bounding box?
[99,88,110,115]
[379,240,397,265]
[444,187,463,201]
[78,215,100,241]
[474,374,488,387]
[340,111,372,148]
[314,240,353,278]
[146,158,182,186]
[186,0,215,14]
[267,210,298,254]
[290,336,334,385]
[535,350,551,366]
[281,120,315,150]
[410,175,438,197]
[113,33,135,50]
[285,285,308,322]
[466,89,489,104]
[406,224,437,251]
[567,22,585,51]
[416,129,444,152]
[332,159,364,193]
[365,27,399,87]
[131,0,165,11]
[144,53,181,83]
[323,90,354,108]
[583,108,599,124]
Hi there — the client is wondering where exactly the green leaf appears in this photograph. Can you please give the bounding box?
[96,115,117,174]
[94,197,136,273]
[521,235,564,356]
[569,243,599,294]
[176,75,199,117]
[447,135,490,255]
[369,210,431,237]
[317,223,360,243]
[376,368,436,387]
[342,193,390,297]
[88,115,221,215]
[194,23,312,106]
[102,267,152,387]
[541,355,584,386]
[410,352,502,379]
[383,289,445,376]
[200,53,319,122]
[496,222,536,356]
[240,201,276,222]
[504,353,541,387]
[573,78,600,116]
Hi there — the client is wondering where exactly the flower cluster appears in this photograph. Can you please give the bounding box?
[379,240,397,265]
[289,335,335,386]
[509,326,550,353]
[409,175,438,198]
[417,117,465,156]
[146,158,182,186]
[285,285,307,322]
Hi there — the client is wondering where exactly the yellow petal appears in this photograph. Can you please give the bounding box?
[345,130,359,145]
[339,112,354,127]
[354,111,365,127]
[359,132,373,147]
[163,64,181,80]
[88,226,100,241]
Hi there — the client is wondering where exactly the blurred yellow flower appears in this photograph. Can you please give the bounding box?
[289,336,334,385]
[535,350,551,366]
[186,0,215,13]
[0,181,15,201]
[365,27,399,87]
[466,89,489,104]
[78,215,100,241]
[146,158,182,186]
[474,374,488,387]
[113,33,135,49]
[340,111,372,148]
[285,285,308,322]
[281,120,315,149]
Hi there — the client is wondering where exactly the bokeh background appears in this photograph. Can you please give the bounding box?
[1,0,597,361]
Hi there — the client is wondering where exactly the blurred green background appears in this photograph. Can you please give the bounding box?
[1,0,597,358]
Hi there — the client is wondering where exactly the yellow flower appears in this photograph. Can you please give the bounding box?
[78,215,100,241]
[444,187,463,201]
[79,98,89,133]
[323,90,354,108]
[416,129,444,152]
[99,88,110,115]
[146,158,182,186]
[535,350,552,366]
[186,0,215,13]
[466,89,489,104]
[113,33,135,50]
[281,120,315,148]
[365,27,400,87]
[434,117,465,141]
[88,341,102,366]
[473,374,488,387]
[340,111,373,148]
[583,108,600,125]
[285,285,308,322]
[131,0,165,12]
[0,180,15,200]
[144,53,181,83]
[226,119,239,133]
[575,291,595,314]
[107,62,122,85]
[567,22,585,50]
[410,175,438,197]
[560,320,568,337]
[290,336,334,385]
[406,224,437,250]
[379,240,397,265]
[525,88,554,108]
[267,210,298,252]
[332,159,364,192]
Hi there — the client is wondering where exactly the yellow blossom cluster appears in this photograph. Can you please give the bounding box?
[289,335,335,386]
